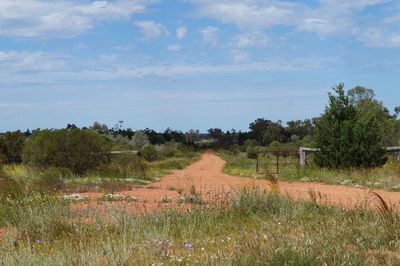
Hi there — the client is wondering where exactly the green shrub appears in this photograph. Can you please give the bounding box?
[29,167,67,192]
[141,144,159,162]
[315,84,388,168]
[246,146,258,159]
[104,153,147,179]
[0,170,24,199]
[161,143,179,157]
[23,129,111,174]
[0,130,25,164]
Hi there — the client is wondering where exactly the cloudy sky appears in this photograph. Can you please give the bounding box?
[1,0,400,132]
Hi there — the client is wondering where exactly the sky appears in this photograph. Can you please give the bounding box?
[1,0,400,132]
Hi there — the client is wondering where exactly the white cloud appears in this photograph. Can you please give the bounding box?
[191,0,395,45]
[234,31,269,48]
[231,50,249,62]
[0,51,326,85]
[167,44,181,51]
[176,26,187,40]
[135,20,168,39]
[200,26,219,45]
[0,51,66,71]
[0,0,154,38]
[192,0,303,30]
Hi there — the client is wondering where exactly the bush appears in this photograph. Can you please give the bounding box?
[23,129,111,174]
[0,170,24,199]
[141,144,159,162]
[129,131,150,150]
[314,84,388,168]
[161,143,180,157]
[0,130,25,164]
[29,167,67,192]
[246,146,258,159]
[105,153,147,179]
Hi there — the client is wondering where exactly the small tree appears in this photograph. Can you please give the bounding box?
[23,128,111,174]
[314,83,388,168]
[130,131,150,150]
[0,131,25,164]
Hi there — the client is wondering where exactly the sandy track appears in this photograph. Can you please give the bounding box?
[77,151,400,212]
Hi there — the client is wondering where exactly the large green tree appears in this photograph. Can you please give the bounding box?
[314,83,389,168]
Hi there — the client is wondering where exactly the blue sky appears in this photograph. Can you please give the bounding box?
[1,0,400,132]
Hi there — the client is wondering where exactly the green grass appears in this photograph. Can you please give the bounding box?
[220,151,400,191]
[1,187,400,265]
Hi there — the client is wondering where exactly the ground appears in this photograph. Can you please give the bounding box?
[76,150,400,212]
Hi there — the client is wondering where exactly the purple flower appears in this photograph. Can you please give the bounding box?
[184,242,193,250]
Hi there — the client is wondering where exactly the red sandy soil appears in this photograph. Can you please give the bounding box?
[0,228,5,239]
[1,151,400,239]
[74,150,400,213]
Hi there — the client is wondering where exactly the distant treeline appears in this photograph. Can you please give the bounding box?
[1,84,399,169]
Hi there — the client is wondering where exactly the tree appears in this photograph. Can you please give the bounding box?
[314,83,388,168]
[23,128,111,174]
[130,131,150,150]
[0,131,25,164]
[249,118,271,144]
[394,106,400,118]
[91,121,109,134]
[185,129,200,144]
[262,121,286,144]
[348,86,375,103]
[287,119,315,139]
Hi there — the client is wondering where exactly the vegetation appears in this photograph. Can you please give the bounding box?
[0,83,399,264]
[0,130,25,164]
[22,128,111,175]
[315,84,390,168]
[1,187,400,265]
[221,150,400,190]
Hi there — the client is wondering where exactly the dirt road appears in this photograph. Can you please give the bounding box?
[78,151,400,212]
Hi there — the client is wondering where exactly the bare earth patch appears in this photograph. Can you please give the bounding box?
[74,150,400,212]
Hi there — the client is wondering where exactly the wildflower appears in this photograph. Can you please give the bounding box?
[184,242,193,250]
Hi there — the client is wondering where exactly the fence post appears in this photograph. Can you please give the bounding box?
[276,153,280,174]
[256,154,259,174]
[299,147,306,167]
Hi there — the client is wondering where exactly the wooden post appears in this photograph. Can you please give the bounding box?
[256,154,259,174]
[276,153,280,174]
[299,147,306,167]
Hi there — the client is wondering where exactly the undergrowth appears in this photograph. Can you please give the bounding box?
[1,185,400,265]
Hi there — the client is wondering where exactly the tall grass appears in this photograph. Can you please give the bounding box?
[1,186,400,265]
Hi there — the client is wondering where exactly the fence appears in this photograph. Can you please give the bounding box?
[255,148,299,175]
[299,146,400,167]
[255,146,400,175]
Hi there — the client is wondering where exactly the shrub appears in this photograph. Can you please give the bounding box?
[141,144,159,162]
[246,146,258,159]
[314,84,388,169]
[0,130,25,164]
[0,170,24,199]
[129,131,150,150]
[161,143,180,157]
[106,153,147,178]
[23,129,111,174]
[29,167,67,192]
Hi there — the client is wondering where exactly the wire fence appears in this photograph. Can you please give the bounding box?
[255,147,400,176]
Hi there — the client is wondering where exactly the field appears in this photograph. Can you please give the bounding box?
[2,151,400,265]
[220,150,400,191]
[1,184,400,265]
